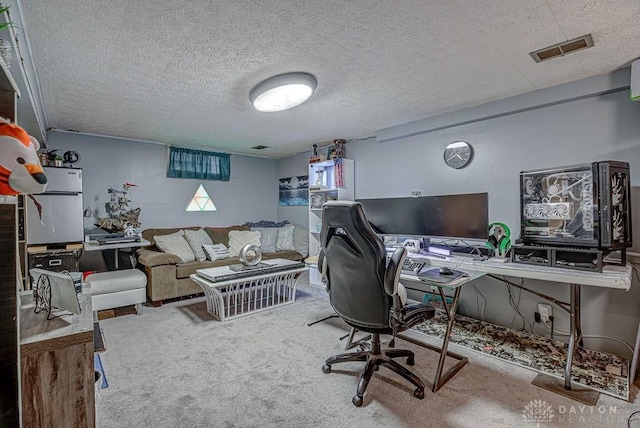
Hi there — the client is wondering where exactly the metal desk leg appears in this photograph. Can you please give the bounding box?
[532,283,599,405]
[437,287,451,321]
[575,284,584,347]
[564,284,578,389]
[396,285,468,392]
[432,286,464,392]
[307,312,338,326]
[341,327,371,350]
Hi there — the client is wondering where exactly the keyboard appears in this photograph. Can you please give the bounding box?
[401,258,426,275]
[198,262,307,282]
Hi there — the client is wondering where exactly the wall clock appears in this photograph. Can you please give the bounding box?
[443,141,473,169]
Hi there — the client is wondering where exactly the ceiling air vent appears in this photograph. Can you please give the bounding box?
[251,145,269,150]
[530,34,594,63]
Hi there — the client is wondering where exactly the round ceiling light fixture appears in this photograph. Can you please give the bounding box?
[250,72,317,112]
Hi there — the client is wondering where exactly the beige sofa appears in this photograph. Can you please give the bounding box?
[136,225,304,304]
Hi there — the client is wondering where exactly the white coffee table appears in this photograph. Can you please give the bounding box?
[190,258,307,321]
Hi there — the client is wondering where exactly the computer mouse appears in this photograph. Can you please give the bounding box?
[439,267,454,275]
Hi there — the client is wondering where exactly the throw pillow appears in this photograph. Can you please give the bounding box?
[203,243,231,261]
[250,227,279,253]
[228,230,261,257]
[276,224,296,251]
[184,228,214,262]
[293,224,309,257]
[154,231,196,263]
[244,220,290,228]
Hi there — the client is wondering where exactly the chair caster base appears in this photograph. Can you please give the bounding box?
[352,395,363,407]
[322,364,331,374]
[414,388,424,400]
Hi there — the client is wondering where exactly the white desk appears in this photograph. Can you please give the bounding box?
[84,238,151,269]
[407,253,631,290]
[401,252,632,403]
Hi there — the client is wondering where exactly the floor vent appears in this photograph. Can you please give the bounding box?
[251,145,269,150]
[530,34,594,63]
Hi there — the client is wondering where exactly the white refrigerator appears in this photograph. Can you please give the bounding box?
[26,167,84,245]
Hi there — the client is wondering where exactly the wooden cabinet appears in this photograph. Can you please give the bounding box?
[0,11,44,424]
[0,201,20,426]
[28,249,81,273]
[20,292,95,427]
[308,159,355,258]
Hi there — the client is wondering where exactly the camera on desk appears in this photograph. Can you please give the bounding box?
[402,239,422,254]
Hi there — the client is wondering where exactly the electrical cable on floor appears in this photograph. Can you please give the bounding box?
[627,409,640,427]
[506,283,518,330]
[539,319,634,355]
[530,321,548,337]
[506,279,533,333]
[470,281,486,321]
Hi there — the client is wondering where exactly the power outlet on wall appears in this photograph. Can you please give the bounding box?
[538,303,552,323]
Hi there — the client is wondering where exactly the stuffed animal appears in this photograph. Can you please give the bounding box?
[0,118,47,195]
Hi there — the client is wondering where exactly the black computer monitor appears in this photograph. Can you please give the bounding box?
[356,192,489,240]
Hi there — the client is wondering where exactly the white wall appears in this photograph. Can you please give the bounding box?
[45,132,280,230]
[318,70,640,356]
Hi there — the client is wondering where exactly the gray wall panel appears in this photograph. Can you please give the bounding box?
[346,85,640,356]
[45,132,278,230]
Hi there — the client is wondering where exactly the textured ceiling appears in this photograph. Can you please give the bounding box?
[19,0,640,158]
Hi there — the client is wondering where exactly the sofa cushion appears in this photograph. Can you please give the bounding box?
[228,230,261,257]
[251,227,279,253]
[204,225,249,246]
[154,231,196,263]
[293,225,309,257]
[244,220,290,228]
[184,228,214,262]
[136,248,183,267]
[276,224,296,251]
[203,243,231,261]
[142,226,201,247]
[176,259,236,279]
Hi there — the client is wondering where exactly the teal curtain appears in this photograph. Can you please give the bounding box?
[166,147,230,181]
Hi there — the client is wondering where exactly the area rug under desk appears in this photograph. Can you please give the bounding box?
[411,312,630,401]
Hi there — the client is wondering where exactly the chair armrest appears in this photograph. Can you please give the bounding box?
[384,247,406,298]
[136,248,182,267]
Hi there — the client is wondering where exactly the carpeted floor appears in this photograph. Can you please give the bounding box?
[97,273,639,427]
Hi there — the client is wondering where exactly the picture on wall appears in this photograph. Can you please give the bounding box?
[279,175,309,206]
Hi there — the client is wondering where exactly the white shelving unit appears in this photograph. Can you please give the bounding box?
[308,159,355,259]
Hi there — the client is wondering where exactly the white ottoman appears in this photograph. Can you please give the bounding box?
[87,269,147,315]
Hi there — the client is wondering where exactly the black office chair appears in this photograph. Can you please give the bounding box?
[318,200,436,406]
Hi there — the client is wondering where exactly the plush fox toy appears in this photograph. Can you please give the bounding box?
[0,117,47,195]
